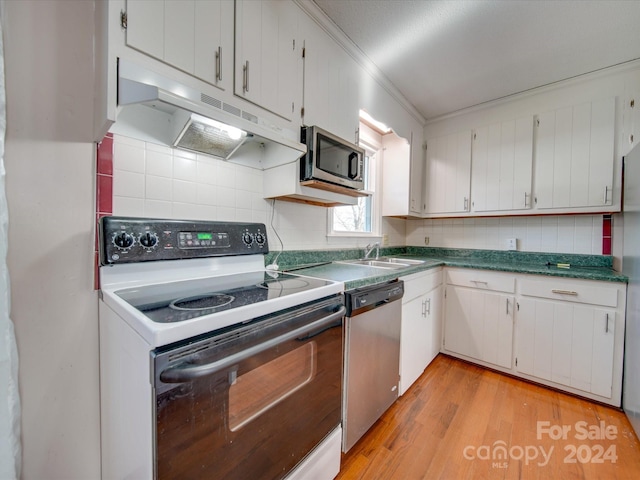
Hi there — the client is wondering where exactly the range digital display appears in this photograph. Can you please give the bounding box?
[197,232,214,240]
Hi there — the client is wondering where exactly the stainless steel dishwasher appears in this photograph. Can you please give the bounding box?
[343,279,404,452]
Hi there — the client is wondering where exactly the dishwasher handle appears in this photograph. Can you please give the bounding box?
[159,306,346,384]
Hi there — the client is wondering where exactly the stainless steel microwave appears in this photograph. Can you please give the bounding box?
[300,126,365,190]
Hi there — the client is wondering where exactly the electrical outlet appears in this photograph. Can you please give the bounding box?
[382,234,389,246]
[424,236,430,245]
[506,238,517,250]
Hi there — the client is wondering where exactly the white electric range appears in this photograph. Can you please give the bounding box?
[98,216,345,480]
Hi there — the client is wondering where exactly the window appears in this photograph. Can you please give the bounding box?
[329,125,381,237]
[330,148,377,234]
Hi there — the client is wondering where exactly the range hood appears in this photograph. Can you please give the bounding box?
[111,59,306,168]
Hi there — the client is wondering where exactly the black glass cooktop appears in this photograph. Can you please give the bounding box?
[115,271,333,323]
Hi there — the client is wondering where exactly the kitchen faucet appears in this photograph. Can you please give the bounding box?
[364,242,380,259]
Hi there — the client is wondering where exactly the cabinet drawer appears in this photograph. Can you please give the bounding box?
[446,268,515,293]
[519,277,619,307]
[402,268,442,302]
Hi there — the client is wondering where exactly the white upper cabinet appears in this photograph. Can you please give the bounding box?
[234,0,298,121]
[299,13,359,143]
[424,130,472,214]
[381,132,423,217]
[125,0,233,91]
[535,97,616,209]
[408,136,424,216]
[472,116,534,212]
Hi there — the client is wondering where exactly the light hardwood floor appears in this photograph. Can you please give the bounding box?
[336,354,640,479]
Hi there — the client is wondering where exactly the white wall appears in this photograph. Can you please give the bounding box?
[3,1,100,479]
[406,215,603,254]
[111,133,406,250]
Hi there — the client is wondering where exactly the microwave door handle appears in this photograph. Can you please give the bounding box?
[159,306,346,384]
[348,152,359,179]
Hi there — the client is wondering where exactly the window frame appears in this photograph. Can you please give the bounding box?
[327,125,382,239]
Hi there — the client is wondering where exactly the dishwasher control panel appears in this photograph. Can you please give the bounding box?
[346,280,404,316]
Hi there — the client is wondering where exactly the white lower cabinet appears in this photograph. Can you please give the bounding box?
[442,268,626,406]
[515,298,615,397]
[442,269,515,369]
[399,269,443,395]
[514,276,624,404]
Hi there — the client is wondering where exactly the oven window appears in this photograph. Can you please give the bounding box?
[229,342,317,431]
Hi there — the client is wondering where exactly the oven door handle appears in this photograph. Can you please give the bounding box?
[159,306,346,384]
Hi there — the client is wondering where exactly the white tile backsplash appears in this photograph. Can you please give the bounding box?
[113,170,145,198]
[172,179,197,204]
[144,199,172,218]
[173,156,198,182]
[406,215,603,254]
[112,196,144,216]
[146,149,173,178]
[113,134,268,224]
[113,142,145,173]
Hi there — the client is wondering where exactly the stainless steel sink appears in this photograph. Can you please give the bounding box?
[336,257,426,269]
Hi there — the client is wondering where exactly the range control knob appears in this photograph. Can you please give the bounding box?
[113,232,134,250]
[242,232,254,246]
[255,233,266,246]
[139,232,158,249]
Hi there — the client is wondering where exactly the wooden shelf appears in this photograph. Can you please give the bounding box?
[300,180,369,198]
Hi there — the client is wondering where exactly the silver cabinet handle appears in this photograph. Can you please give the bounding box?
[471,280,488,285]
[605,313,609,333]
[464,197,469,210]
[604,186,610,204]
[215,46,222,82]
[551,289,578,295]
[426,298,431,315]
[160,306,346,383]
[421,299,426,317]
[506,298,509,315]
[524,192,530,208]
[243,60,249,93]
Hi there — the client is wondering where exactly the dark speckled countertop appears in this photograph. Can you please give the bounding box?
[270,247,627,290]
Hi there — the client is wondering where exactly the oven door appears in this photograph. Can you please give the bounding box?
[151,295,345,480]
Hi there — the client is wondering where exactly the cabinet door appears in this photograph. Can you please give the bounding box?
[126,0,164,60]
[516,299,615,398]
[472,116,533,212]
[301,13,359,143]
[164,1,195,74]
[409,132,424,215]
[443,286,513,368]
[400,284,443,395]
[424,131,471,214]
[426,284,443,365]
[194,1,233,89]
[535,97,615,209]
[235,0,262,106]
[235,0,298,120]
[381,134,412,216]
[400,293,429,395]
[126,0,232,90]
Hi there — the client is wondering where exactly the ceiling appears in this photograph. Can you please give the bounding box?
[313,0,640,121]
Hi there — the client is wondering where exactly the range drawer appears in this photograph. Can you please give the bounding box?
[402,268,442,303]
[446,268,515,293]
[519,277,619,307]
